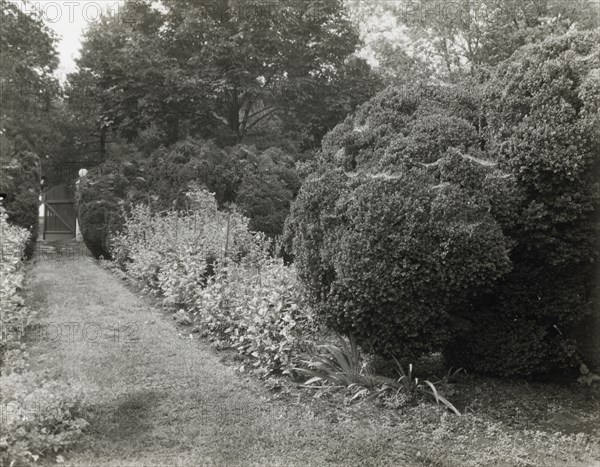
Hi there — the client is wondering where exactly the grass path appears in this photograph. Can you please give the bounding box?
[23,258,600,467]
[24,258,415,466]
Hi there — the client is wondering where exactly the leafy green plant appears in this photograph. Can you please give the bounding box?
[295,334,380,391]
[0,206,30,365]
[198,255,316,374]
[295,335,461,414]
[0,371,88,465]
[389,358,461,415]
[111,187,256,302]
[430,367,467,397]
[111,188,317,375]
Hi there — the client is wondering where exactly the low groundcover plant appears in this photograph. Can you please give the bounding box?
[295,334,461,415]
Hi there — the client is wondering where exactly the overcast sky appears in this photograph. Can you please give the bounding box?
[11,1,126,80]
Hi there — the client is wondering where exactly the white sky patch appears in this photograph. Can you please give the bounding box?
[354,9,415,68]
[8,1,126,81]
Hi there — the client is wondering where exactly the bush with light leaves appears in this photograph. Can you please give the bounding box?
[111,187,316,374]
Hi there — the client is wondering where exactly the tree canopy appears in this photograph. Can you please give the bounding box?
[0,0,60,254]
[348,0,598,84]
[69,0,381,150]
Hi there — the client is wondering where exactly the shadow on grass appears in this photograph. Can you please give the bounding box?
[83,390,163,441]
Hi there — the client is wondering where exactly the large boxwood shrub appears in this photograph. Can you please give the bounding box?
[288,32,600,376]
[286,85,511,359]
[445,31,600,375]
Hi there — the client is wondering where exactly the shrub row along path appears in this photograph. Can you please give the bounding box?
[24,258,600,467]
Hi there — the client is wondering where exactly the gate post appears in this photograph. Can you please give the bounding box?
[42,190,47,240]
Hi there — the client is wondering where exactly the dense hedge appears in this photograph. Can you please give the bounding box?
[445,31,600,375]
[287,32,600,375]
[236,147,301,237]
[0,205,30,365]
[142,141,300,237]
[1,151,40,258]
[76,160,136,258]
[77,140,301,258]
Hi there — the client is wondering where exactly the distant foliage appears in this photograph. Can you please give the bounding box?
[111,188,315,374]
[235,147,301,237]
[348,0,598,84]
[69,0,378,148]
[139,139,301,237]
[1,0,57,258]
[78,140,302,259]
[140,139,241,210]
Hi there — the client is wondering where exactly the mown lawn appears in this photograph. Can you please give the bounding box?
[21,258,600,466]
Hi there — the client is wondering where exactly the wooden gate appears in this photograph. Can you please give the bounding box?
[43,184,76,241]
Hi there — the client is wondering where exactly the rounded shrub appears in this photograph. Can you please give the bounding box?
[290,33,599,376]
[287,84,511,359]
[444,31,600,375]
[137,139,301,238]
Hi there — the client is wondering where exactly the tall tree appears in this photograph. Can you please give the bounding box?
[0,0,59,153]
[0,0,60,254]
[69,0,380,149]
